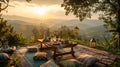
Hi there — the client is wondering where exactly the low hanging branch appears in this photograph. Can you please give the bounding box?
[0,0,9,12]
[0,0,31,12]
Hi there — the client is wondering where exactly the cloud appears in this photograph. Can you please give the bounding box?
[11,0,63,6]
[0,0,83,21]
[32,0,63,5]
[2,0,98,20]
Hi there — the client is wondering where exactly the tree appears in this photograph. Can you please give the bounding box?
[1,0,119,47]
[73,26,79,39]
[0,0,9,12]
[32,27,40,41]
[32,24,50,42]
[45,28,50,38]
[58,26,72,39]
[0,0,31,13]
[61,0,120,48]
[0,18,27,46]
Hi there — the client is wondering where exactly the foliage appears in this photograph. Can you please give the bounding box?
[52,26,80,40]
[7,33,29,46]
[69,35,120,55]
[61,0,98,21]
[57,26,73,39]
[10,57,21,67]
[61,0,119,22]
[61,0,120,48]
[73,26,79,39]
[0,0,31,13]
[0,18,28,46]
[31,25,80,42]
[0,18,13,37]
[109,61,120,67]
[70,39,89,46]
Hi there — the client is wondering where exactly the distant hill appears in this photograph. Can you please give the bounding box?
[82,25,106,38]
[4,15,106,39]
[7,20,34,38]
[3,15,104,27]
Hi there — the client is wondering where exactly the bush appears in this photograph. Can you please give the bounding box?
[10,57,21,67]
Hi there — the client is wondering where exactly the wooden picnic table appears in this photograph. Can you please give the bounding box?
[38,42,77,59]
[52,43,77,59]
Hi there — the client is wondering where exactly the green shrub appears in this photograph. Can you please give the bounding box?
[10,57,21,67]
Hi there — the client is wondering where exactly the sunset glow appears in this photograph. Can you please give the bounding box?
[34,6,48,15]
[4,1,79,20]
[4,1,99,20]
[1,0,114,67]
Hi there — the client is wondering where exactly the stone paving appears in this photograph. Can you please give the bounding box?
[17,44,117,67]
[74,45,116,65]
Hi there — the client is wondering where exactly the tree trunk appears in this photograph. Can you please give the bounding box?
[0,3,1,12]
[117,0,120,48]
[118,32,120,48]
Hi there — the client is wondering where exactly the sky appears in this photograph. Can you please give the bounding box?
[2,0,98,20]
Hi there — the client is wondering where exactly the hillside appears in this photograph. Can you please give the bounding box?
[5,15,106,39]
[7,20,34,38]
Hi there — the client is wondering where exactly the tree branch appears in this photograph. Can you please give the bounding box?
[106,0,117,10]
[0,4,8,11]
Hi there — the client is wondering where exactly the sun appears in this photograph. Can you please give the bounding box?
[35,6,48,15]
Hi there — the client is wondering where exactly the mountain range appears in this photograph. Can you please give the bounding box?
[3,15,107,40]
